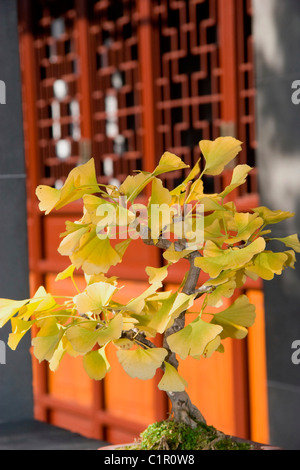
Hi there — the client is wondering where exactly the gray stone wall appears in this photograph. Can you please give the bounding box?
[253,0,300,450]
[0,0,33,423]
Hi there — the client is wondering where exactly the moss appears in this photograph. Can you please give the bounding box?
[127,420,254,451]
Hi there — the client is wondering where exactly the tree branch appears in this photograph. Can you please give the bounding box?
[121,330,156,350]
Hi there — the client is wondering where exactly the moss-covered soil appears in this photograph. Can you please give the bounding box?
[121,420,254,451]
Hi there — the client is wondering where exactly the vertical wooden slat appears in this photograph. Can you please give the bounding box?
[218,0,238,128]
[137,0,158,176]
[247,290,270,444]
[218,0,239,195]
[75,0,93,144]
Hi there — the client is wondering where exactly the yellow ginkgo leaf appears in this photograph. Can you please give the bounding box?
[203,336,222,359]
[113,338,134,350]
[252,206,295,225]
[8,318,35,350]
[153,152,189,176]
[149,292,196,334]
[195,237,266,278]
[55,265,76,282]
[225,212,264,245]
[65,323,100,354]
[84,273,118,287]
[206,279,236,308]
[158,362,188,392]
[35,186,60,215]
[149,177,172,206]
[163,245,192,263]
[73,282,118,314]
[0,298,29,328]
[70,228,122,275]
[200,137,242,176]
[49,338,66,372]
[32,318,64,362]
[114,239,132,259]
[171,159,201,196]
[119,172,152,200]
[83,347,110,380]
[220,164,253,198]
[167,317,223,360]
[116,347,168,380]
[126,282,163,314]
[284,250,297,269]
[271,234,300,253]
[58,226,89,257]
[185,178,204,203]
[145,265,169,284]
[97,314,123,346]
[36,159,99,214]
[211,295,256,339]
[245,251,288,281]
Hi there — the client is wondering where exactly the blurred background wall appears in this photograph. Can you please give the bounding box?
[253,0,300,449]
[0,0,33,424]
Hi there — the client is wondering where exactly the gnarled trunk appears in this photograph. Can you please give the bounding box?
[167,390,206,428]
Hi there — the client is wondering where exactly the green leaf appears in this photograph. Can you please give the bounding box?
[158,362,188,392]
[83,347,111,380]
[200,137,242,176]
[210,295,256,339]
[117,348,168,380]
[167,317,223,360]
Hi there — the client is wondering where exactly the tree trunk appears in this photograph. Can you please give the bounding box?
[163,251,206,428]
[167,390,206,428]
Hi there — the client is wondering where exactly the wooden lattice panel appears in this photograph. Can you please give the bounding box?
[152,0,223,192]
[30,0,83,188]
[88,0,144,187]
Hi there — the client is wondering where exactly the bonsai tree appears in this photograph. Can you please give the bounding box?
[1,137,299,447]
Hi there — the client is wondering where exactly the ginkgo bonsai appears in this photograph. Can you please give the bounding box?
[1,136,299,449]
